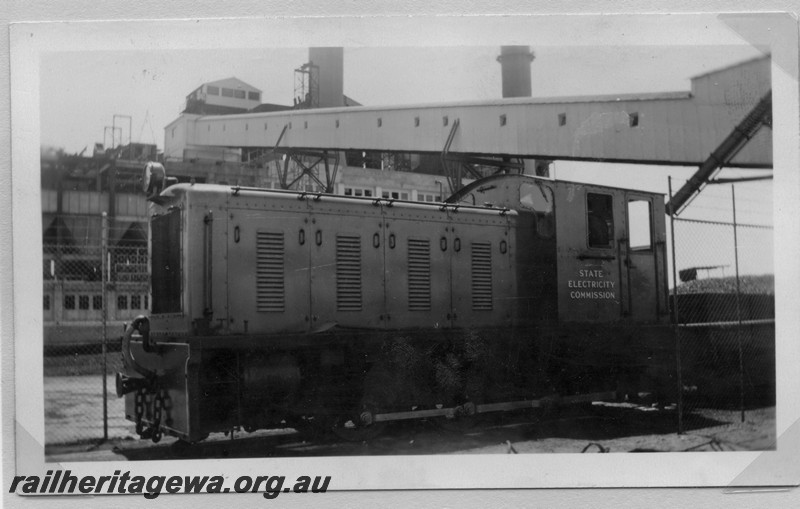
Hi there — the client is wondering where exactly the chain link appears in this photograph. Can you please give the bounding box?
[151,389,164,443]
[133,386,167,443]
[134,388,145,436]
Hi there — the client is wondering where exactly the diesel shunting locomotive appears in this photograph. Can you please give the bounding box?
[117,163,675,444]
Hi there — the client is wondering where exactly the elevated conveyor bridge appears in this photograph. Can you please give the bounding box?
[167,56,772,203]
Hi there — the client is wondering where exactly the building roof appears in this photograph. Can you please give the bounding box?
[343,95,361,107]
[204,77,262,93]
[248,103,294,113]
[183,101,249,115]
[690,54,770,81]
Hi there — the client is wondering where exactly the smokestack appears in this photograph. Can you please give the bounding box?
[497,46,549,177]
[309,47,344,108]
[497,46,534,98]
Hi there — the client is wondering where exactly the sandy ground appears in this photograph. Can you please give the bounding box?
[45,375,135,445]
[44,375,776,462]
[452,406,776,454]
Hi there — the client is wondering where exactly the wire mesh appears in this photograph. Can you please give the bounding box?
[671,184,775,431]
[43,239,149,445]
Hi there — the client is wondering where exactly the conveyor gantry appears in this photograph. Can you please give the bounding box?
[166,55,772,194]
[181,91,772,168]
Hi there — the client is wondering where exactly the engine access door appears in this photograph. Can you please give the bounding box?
[622,193,660,322]
[227,200,311,334]
[383,204,453,330]
[306,199,385,331]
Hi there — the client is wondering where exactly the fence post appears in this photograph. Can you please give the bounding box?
[669,177,683,434]
[101,212,109,441]
[731,185,745,423]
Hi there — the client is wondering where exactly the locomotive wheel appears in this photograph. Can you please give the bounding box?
[330,405,386,442]
[326,360,398,442]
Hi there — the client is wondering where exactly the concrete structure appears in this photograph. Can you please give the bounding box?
[497,45,547,177]
[166,55,771,170]
[310,47,344,108]
[41,145,153,347]
[497,46,535,98]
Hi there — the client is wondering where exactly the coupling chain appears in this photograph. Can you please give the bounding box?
[133,386,167,443]
[151,388,165,443]
[134,388,145,436]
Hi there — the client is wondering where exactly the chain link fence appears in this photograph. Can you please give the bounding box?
[669,181,775,432]
[43,216,149,446]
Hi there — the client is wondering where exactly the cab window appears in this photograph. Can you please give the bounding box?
[587,193,613,248]
[519,182,555,238]
[627,198,652,250]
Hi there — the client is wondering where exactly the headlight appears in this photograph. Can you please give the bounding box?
[143,162,166,195]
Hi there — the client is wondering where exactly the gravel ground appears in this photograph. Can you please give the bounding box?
[45,375,134,445]
[44,392,776,462]
[452,406,775,454]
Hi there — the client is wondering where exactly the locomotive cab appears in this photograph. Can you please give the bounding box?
[449,174,670,325]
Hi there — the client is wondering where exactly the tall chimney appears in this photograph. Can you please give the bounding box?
[497,46,549,177]
[497,46,534,98]
[309,47,344,108]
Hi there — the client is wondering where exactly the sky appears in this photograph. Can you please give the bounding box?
[40,45,766,155]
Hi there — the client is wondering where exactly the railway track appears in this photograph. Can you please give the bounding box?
[109,402,688,461]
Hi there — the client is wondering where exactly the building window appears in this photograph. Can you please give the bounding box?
[221,88,234,98]
[417,192,440,203]
[587,193,614,248]
[144,295,149,310]
[629,112,639,127]
[558,113,567,126]
[131,295,142,309]
[382,190,409,200]
[207,85,219,95]
[93,295,103,310]
[344,187,373,198]
[44,295,50,310]
[64,295,75,310]
[234,89,246,99]
[499,114,507,126]
[118,295,128,310]
[248,91,260,101]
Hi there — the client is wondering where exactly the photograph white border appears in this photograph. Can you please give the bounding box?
[4,2,799,505]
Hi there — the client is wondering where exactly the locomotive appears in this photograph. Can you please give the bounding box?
[117,163,675,444]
